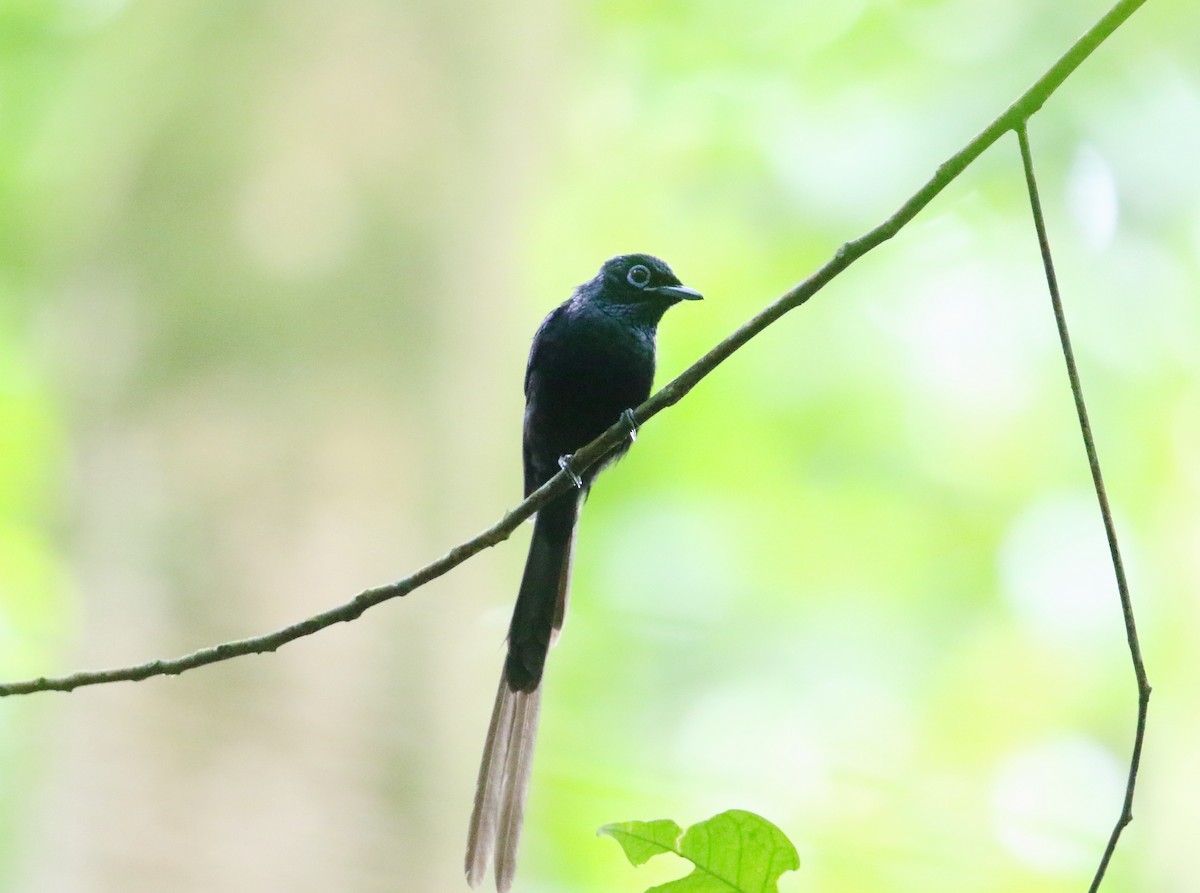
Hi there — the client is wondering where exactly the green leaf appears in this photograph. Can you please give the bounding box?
[600,819,685,866]
[601,810,800,893]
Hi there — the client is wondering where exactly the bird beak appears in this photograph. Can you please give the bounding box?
[653,284,703,301]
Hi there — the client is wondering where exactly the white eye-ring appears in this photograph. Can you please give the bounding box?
[627,264,651,288]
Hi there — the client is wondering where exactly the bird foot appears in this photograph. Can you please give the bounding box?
[558,454,583,488]
[621,408,639,443]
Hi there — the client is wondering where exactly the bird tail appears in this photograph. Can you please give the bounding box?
[464,676,541,892]
[465,492,579,890]
[505,492,580,693]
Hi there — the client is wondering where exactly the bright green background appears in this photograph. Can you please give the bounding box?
[2,1,1197,891]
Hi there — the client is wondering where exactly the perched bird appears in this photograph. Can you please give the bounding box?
[465,254,702,891]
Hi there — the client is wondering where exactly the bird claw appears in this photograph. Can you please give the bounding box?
[558,454,583,488]
[621,408,639,443]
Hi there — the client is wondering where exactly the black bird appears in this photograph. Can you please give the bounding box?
[465,254,702,891]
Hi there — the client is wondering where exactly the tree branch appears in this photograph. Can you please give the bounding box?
[1016,124,1150,893]
[0,0,1150,698]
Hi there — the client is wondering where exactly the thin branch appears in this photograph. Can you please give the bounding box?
[0,476,574,695]
[0,0,1150,698]
[1016,124,1150,893]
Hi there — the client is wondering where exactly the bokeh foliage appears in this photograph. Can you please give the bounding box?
[1,0,1197,891]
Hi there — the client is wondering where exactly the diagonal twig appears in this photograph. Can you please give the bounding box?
[1016,124,1151,893]
[0,0,1151,698]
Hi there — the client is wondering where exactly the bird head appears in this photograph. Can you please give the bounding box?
[594,254,703,311]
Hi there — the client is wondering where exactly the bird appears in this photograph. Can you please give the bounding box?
[465,254,702,891]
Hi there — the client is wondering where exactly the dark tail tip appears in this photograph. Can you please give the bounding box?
[504,647,545,693]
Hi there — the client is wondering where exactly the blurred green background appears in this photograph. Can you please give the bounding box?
[1,0,1196,890]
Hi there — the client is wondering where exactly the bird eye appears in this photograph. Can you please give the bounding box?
[626,265,651,288]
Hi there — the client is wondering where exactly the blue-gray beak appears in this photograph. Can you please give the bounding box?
[653,284,703,301]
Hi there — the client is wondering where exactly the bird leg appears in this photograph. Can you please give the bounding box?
[557,454,583,488]
[620,408,639,443]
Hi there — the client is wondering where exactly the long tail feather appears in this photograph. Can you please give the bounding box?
[495,684,541,890]
[465,676,515,886]
[467,491,578,889]
[465,678,542,891]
